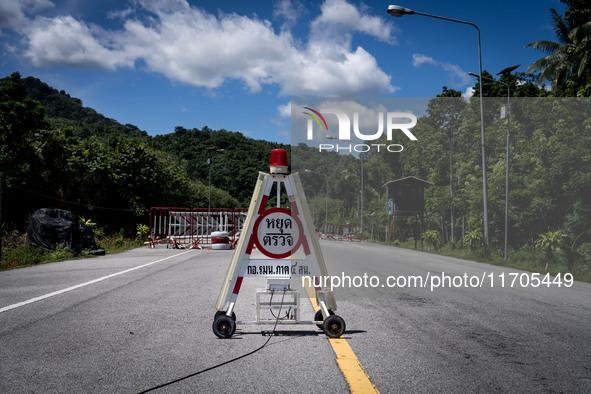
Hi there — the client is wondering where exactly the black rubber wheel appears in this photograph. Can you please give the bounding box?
[212,315,236,339]
[314,309,334,328]
[322,315,346,338]
[213,312,237,336]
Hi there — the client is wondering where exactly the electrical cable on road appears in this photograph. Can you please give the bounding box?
[137,290,286,394]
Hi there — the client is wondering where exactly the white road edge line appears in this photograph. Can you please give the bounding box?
[0,250,193,314]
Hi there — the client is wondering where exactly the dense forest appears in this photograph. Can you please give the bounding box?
[1,0,590,273]
[152,127,287,204]
[0,73,262,234]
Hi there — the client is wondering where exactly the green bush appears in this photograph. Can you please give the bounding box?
[136,224,149,241]
[422,229,441,252]
[464,229,484,252]
[535,230,567,271]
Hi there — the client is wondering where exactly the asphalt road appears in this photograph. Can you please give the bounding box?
[1,241,590,393]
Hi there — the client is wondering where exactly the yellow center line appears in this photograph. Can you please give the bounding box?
[304,283,380,393]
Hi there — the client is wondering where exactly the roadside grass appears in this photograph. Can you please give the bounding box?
[0,230,144,271]
[371,238,591,284]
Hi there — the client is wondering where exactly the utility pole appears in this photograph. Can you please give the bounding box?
[449,131,454,243]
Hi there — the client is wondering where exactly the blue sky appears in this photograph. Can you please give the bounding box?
[0,0,562,144]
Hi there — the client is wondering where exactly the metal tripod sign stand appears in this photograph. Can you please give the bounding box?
[213,149,345,338]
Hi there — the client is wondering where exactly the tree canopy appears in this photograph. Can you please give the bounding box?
[526,0,591,95]
[0,73,239,234]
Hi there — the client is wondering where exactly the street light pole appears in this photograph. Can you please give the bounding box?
[469,72,511,263]
[305,169,329,234]
[208,157,211,209]
[388,5,491,257]
[360,154,364,240]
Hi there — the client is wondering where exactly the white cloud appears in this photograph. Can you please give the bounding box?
[122,3,293,92]
[269,102,290,140]
[273,0,307,30]
[0,0,53,30]
[278,102,291,118]
[278,44,396,95]
[412,53,471,87]
[11,0,399,96]
[310,0,398,45]
[24,15,133,69]
[108,7,134,20]
[412,54,436,67]
[462,86,474,98]
[441,63,472,86]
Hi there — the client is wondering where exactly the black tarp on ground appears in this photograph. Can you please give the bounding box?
[27,208,97,254]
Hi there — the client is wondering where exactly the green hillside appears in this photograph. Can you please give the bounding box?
[0,72,281,234]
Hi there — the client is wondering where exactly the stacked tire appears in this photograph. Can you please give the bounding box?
[211,230,231,250]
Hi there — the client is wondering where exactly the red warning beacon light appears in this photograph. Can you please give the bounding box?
[269,149,288,174]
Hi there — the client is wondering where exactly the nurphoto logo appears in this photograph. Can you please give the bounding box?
[302,106,418,153]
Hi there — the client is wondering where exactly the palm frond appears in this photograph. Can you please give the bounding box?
[577,56,588,79]
[525,40,562,53]
[527,4,591,91]
[527,51,566,73]
[550,8,570,43]
[569,21,591,43]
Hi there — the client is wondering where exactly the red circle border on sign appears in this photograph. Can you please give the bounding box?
[252,207,304,259]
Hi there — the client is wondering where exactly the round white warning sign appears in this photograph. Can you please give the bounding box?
[253,208,303,259]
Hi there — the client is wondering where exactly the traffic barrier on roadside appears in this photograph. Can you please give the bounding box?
[148,208,247,248]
